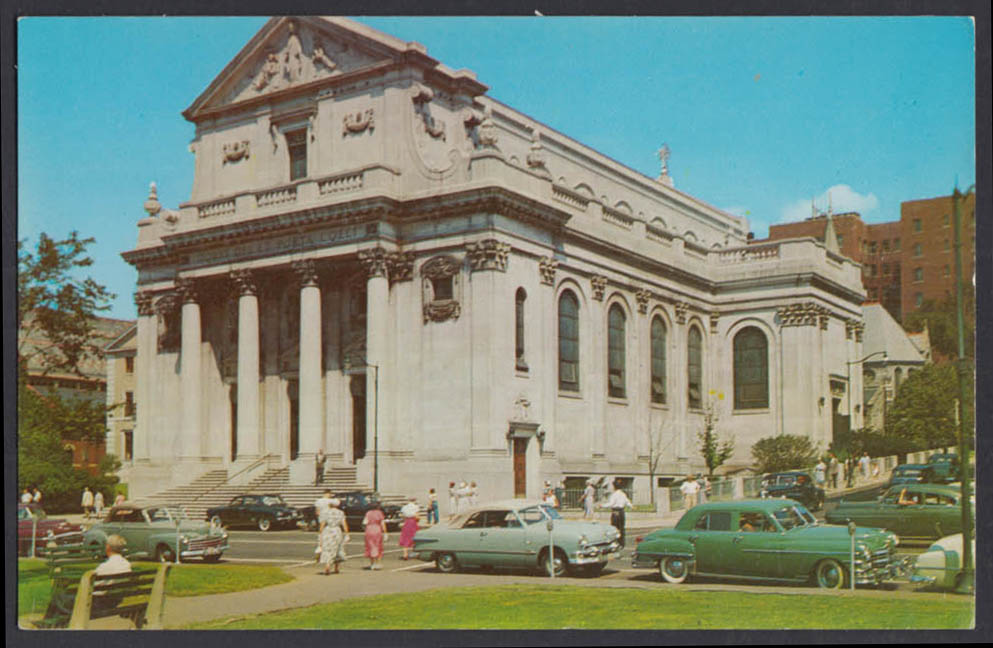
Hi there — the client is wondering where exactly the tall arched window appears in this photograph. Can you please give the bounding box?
[558,291,580,391]
[608,304,626,398]
[651,316,667,404]
[687,326,703,409]
[733,327,768,409]
[515,288,528,371]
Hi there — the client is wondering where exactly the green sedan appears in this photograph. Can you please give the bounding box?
[825,483,972,542]
[83,504,229,562]
[412,499,621,577]
[633,499,901,588]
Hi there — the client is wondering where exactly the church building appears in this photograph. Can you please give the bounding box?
[121,17,867,502]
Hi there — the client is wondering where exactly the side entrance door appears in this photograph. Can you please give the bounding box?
[513,438,527,497]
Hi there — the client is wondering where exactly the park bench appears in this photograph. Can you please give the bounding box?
[30,541,104,629]
[67,563,170,629]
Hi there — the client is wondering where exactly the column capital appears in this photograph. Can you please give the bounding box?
[358,247,390,279]
[230,268,258,295]
[538,256,558,286]
[635,289,651,314]
[292,259,320,287]
[674,301,690,325]
[777,302,825,328]
[387,251,415,283]
[134,291,155,316]
[175,277,199,304]
[590,275,608,301]
[466,239,511,272]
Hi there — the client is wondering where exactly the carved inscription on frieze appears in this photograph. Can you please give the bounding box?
[188,224,369,267]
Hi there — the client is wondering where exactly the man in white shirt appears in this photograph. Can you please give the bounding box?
[94,534,132,576]
[21,489,33,504]
[680,475,701,509]
[81,487,95,518]
[605,482,633,547]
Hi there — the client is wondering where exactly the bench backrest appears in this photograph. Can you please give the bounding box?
[68,564,170,630]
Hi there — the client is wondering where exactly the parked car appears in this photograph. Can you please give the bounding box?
[887,464,928,488]
[921,453,962,484]
[17,503,84,556]
[910,533,976,590]
[206,494,303,531]
[759,471,825,510]
[825,483,972,542]
[632,499,902,588]
[84,504,229,562]
[298,491,404,532]
[412,499,621,577]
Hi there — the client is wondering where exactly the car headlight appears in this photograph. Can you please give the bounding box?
[578,534,589,548]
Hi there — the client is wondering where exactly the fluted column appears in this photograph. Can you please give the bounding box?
[359,248,389,465]
[177,278,202,461]
[133,292,156,462]
[232,270,261,460]
[295,260,323,458]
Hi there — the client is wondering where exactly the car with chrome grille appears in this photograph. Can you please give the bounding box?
[206,493,303,531]
[83,505,229,562]
[412,499,621,577]
[632,499,902,588]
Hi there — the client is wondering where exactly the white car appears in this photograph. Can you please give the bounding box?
[910,533,976,590]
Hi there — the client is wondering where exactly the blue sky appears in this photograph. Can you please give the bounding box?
[17,16,975,320]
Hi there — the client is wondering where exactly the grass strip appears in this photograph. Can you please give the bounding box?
[187,584,974,630]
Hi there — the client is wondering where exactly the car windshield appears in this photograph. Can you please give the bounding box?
[147,508,175,523]
[517,505,562,525]
[766,475,795,486]
[794,504,817,525]
[772,506,806,530]
[262,496,286,507]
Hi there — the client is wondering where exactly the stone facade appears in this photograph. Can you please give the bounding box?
[121,17,867,503]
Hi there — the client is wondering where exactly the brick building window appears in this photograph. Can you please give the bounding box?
[868,241,877,254]
[914,267,924,282]
[913,219,922,233]
[944,239,950,251]
[893,238,901,250]
[882,263,889,275]
[944,214,950,226]
[836,234,844,246]
[943,265,950,277]
[913,243,922,257]
[882,240,890,252]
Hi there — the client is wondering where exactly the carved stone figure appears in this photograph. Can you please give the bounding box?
[538,256,558,285]
[636,289,651,314]
[223,140,250,164]
[591,275,608,301]
[343,109,375,135]
[675,301,690,325]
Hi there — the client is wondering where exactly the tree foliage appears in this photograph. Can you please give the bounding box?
[18,231,115,375]
[697,405,734,478]
[751,435,819,474]
[884,363,973,451]
[903,285,975,362]
[830,427,921,461]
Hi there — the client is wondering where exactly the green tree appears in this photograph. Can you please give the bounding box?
[903,286,974,362]
[885,363,973,452]
[697,404,734,478]
[751,435,818,474]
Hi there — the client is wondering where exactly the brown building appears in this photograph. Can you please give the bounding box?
[764,192,976,323]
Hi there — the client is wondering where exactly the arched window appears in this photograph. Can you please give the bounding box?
[687,326,703,409]
[733,327,769,409]
[558,291,580,391]
[651,316,667,404]
[515,288,528,371]
[608,304,626,398]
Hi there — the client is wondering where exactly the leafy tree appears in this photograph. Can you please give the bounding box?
[697,404,734,478]
[18,231,114,375]
[903,285,975,363]
[751,434,819,474]
[885,363,973,452]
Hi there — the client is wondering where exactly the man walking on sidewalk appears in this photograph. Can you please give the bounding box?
[605,481,633,547]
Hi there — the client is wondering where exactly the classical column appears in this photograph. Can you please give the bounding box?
[133,291,156,462]
[177,278,202,461]
[294,259,323,459]
[359,247,389,473]
[232,269,261,460]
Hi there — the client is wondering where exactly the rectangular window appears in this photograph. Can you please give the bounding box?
[124,391,135,417]
[882,263,889,275]
[836,234,844,247]
[913,243,922,257]
[287,129,307,180]
[123,430,133,461]
[868,241,877,254]
[944,214,950,226]
[688,328,703,409]
[943,265,950,277]
[893,237,901,250]
[944,239,950,251]
[915,292,924,307]
[914,267,923,282]
[882,239,890,252]
[125,356,134,373]
[913,219,922,233]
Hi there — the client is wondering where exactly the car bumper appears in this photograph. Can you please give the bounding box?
[853,556,911,584]
[180,539,229,559]
[571,541,621,565]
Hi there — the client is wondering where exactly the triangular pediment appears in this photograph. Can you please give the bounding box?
[185,17,421,121]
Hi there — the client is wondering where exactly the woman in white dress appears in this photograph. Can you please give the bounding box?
[319,498,349,575]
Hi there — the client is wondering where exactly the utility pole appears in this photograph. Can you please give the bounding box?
[952,184,974,594]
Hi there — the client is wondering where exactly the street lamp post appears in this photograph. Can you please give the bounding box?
[952,184,974,594]
[845,351,887,487]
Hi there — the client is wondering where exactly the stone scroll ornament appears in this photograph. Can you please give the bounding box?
[343,109,375,136]
[222,140,250,164]
[387,251,415,283]
[710,312,720,333]
[230,269,257,295]
[466,239,511,272]
[421,255,462,323]
[411,83,446,141]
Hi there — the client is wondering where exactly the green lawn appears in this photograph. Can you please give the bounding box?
[187,585,974,630]
[17,558,294,618]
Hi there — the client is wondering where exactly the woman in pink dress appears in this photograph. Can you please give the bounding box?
[363,502,387,570]
[398,497,420,560]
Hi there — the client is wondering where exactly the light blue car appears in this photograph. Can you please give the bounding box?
[412,499,621,577]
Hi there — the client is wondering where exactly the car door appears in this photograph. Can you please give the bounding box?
[868,489,904,532]
[732,511,783,578]
[453,511,488,566]
[687,510,739,575]
[476,510,527,568]
[225,497,245,526]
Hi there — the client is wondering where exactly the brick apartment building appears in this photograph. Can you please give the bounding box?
[764,192,976,323]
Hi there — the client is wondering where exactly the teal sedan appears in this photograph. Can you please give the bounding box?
[825,483,972,542]
[83,505,229,563]
[633,499,901,588]
[412,499,621,577]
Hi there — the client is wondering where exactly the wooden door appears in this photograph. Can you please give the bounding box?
[513,438,527,497]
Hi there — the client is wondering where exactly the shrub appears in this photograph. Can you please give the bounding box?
[751,435,819,474]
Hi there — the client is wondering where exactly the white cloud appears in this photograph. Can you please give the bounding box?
[779,184,879,224]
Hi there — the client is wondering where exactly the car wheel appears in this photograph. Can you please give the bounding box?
[435,552,458,573]
[813,558,846,589]
[156,544,177,563]
[210,515,224,528]
[258,517,272,532]
[659,556,689,584]
[540,548,568,577]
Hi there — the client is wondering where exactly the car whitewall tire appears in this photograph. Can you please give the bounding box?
[814,558,846,589]
[658,556,689,584]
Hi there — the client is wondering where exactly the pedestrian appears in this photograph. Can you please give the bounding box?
[426,488,439,525]
[859,452,871,482]
[313,489,334,559]
[582,480,596,519]
[32,487,42,504]
[828,454,840,489]
[696,474,709,504]
[114,492,126,507]
[447,481,457,520]
[94,490,105,518]
[81,487,94,518]
[680,474,700,509]
[469,481,479,507]
[314,449,327,486]
[21,489,33,504]
[362,501,387,570]
[543,482,559,508]
[456,481,470,513]
[554,480,565,510]
[319,497,348,575]
[398,497,420,560]
[605,480,633,547]
[814,458,827,488]
[95,534,132,577]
